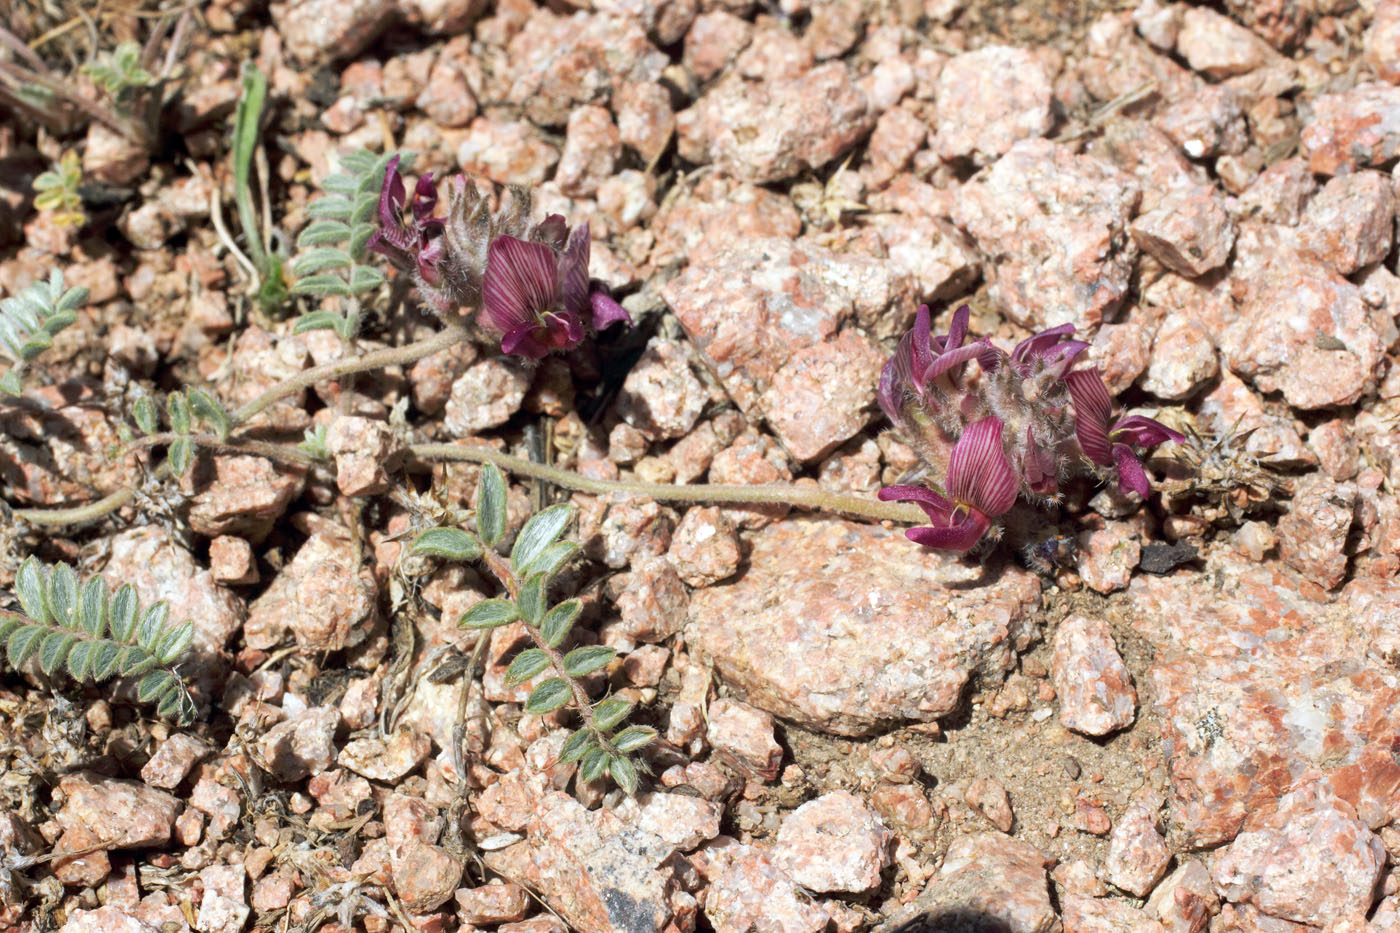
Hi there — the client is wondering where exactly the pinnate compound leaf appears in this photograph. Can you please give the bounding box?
[297,219,350,247]
[156,622,194,665]
[109,585,138,640]
[593,697,633,731]
[477,464,507,548]
[504,648,550,687]
[411,528,483,561]
[511,504,573,575]
[91,641,122,680]
[558,728,597,764]
[16,557,47,623]
[168,436,194,477]
[291,274,352,298]
[609,754,639,795]
[350,266,385,294]
[167,392,192,435]
[39,632,75,676]
[292,311,344,335]
[66,640,97,680]
[46,562,78,627]
[563,646,615,678]
[519,541,579,580]
[539,600,581,648]
[0,616,21,643]
[187,389,231,440]
[524,678,571,714]
[78,576,107,638]
[516,572,547,625]
[460,599,518,630]
[136,603,170,652]
[131,395,158,434]
[119,646,157,678]
[611,726,658,754]
[8,625,47,668]
[579,748,609,783]
[307,196,353,220]
[137,670,176,704]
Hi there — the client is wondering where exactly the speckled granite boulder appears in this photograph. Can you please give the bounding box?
[686,519,1042,736]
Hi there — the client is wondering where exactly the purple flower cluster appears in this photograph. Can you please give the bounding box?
[879,304,1183,553]
[368,157,630,360]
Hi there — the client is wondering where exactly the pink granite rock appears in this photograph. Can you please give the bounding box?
[966,777,1014,833]
[555,105,621,198]
[953,138,1140,331]
[1222,250,1386,410]
[662,238,913,418]
[932,45,1053,165]
[1129,185,1235,278]
[503,10,667,127]
[616,338,707,441]
[1105,804,1172,897]
[865,104,927,184]
[774,791,893,893]
[667,506,742,587]
[1367,0,1400,84]
[1052,614,1137,736]
[1155,84,1248,159]
[1211,781,1386,926]
[1140,313,1218,401]
[607,553,688,642]
[187,455,303,541]
[613,81,675,167]
[260,707,341,781]
[484,791,717,933]
[649,175,801,268]
[1277,474,1355,589]
[707,697,783,781]
[1298,171,1397,276]
[102,526,245,665]
[209,535,258,585]
[1197,369,1314,469]
[760,327,885,462]
[244,523,378,652]
[684,10,753,81]
[1076,522,1143,594]
[141,735,212,791]
[1301,83,1400,175]
[57,772,181,851]
[676,62,873,183]
[701,842,832,933]
[455,881,531,925]
[865,212,980,315]
[1236,158,1316,226]
[455,117,560,187]
[1175,6,1281,77]
[270,0,393,64]
[686,519,1041,736]
[1145,860,1219,931]
[1091,321,1153,395]
[1127,551,1400,846]
[443,359,532,434]
[1309,418,1360,482]
[1059,895,1159,931]
[885,833,1057,933]
[326,416,405,497]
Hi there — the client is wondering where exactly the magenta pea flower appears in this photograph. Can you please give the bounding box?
[878,304,996,427]
[1065,368,1184,497]
[367,155,445,285]
[481,221,631,360]
[1008,323,1090,381]
[878,416,1019,552]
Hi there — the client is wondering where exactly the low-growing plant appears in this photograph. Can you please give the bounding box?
[0,558,196,724]
[0,270,89,396]
[227,62,289,314]
[32,150,86,229]
[409,464,656,794]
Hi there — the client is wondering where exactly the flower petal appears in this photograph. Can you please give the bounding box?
[947,416,1018,517]
[1112,415,1185,448]
[944,303,971,351]
[877,356,903,426]
[562,222,591,321]
[534,214,568,250]
[926,340,994,383]
[905,509,990,552]
[1011,323,1076,364]
[589,288,631,332]
[1023,425,1058,496]
[1065,368,1114,465]
[878,484,957,524]
[377,155,405,229]
[412,172,438,222]
[482,236,560,336]
[1113,443,1151,498]
[908,305,934,383]
[500,323,549,360]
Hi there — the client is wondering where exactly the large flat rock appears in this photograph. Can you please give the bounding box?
[685,519,1042,736]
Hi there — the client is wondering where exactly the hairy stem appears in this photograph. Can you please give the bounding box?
[411,443,926,524]
[12,489,137,527]
[230,324,467,425]
[125,433,318,464]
